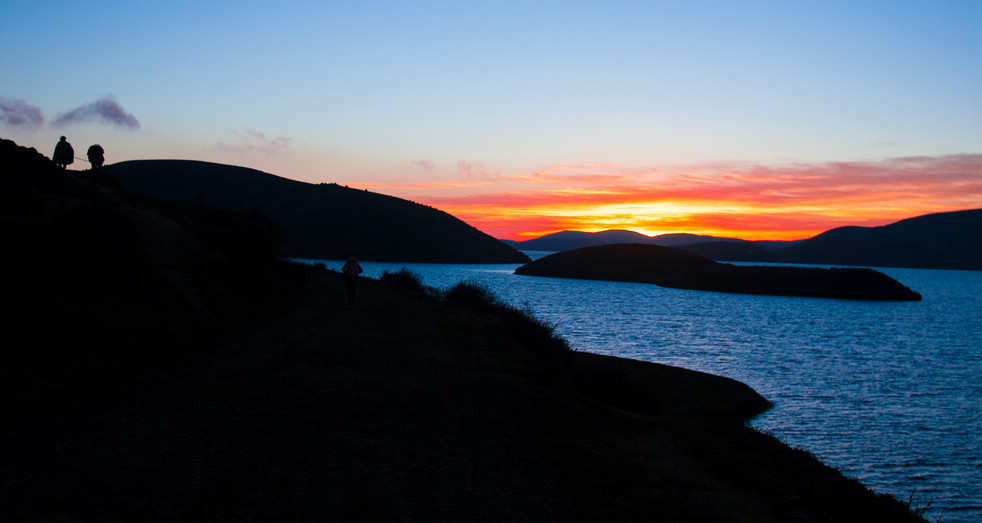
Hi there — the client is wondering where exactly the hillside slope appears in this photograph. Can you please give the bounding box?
[769,208,982,270]
[1,139,306,389]
[1,138,923,521]
[109,159,529,263]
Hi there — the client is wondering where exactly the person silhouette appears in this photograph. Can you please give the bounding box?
[86,144,105,173]
[341,256,364,305]
[52,136,74,169]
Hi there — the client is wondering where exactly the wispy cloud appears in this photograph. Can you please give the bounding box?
[216,129,293,154]
[363,180,491,192]
[0,96,44,129]
[457,160,498,178]
[53,95,140,128]
[410,160,435,172]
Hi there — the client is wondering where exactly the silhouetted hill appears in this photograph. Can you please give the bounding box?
[678,240,773,261]
[1,138,924,520]
[516,244,922,301]
[767,209,982,270]
[507,229,650,251]
[109,159,529,263]
[508,229,750,251]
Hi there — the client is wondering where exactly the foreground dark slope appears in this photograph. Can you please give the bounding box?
[1,139,923,521]
[109,159,529,263]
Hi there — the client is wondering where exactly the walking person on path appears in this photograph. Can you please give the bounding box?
[341,256,363,305]
[53,136,74,169]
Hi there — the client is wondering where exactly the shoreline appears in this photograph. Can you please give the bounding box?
[3,269,925,521]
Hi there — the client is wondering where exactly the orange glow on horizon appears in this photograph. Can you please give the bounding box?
[362,154,982,242]
[445,204,842,242]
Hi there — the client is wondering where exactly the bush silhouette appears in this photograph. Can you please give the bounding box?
[442,281,570,358]
[380,268,436,297]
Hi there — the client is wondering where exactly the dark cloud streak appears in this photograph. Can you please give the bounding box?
[215,129,293,154]
[457,160,497,178]
[411,160,435,172]
[53,95,140,129]
[0,96,44,129]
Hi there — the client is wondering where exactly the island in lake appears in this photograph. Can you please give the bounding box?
[515,243,922,301]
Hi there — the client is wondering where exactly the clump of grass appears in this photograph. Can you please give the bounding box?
[442,280,570,358]
[904,489,936,520]
[377,275,570,358]
[380,268,438,298]
[442,280,502,310]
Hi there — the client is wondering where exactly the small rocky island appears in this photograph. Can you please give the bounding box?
[515,244,922,301]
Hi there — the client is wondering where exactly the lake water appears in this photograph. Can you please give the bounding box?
[301,255,981,522]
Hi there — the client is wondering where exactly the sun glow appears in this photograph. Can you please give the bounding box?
[402,154,982,241]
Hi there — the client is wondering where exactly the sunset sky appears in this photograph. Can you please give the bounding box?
[3,1,980,240]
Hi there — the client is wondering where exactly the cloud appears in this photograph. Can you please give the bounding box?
[216,129,293,154]
[457,160,477,176]
[410,160,435,172]
[0,97,44,129]
[53,95,140,128]
[870,140,906,148]
[487,155,982,209]
[457,160,497,178]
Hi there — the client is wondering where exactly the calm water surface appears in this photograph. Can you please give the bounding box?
[303,256,981,521]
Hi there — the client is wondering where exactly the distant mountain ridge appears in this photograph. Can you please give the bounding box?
[508,209,982,270]
[769,209,982,270]
[109,160,529,264]
[506,230,760,252]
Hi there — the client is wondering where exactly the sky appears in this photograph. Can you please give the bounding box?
[2,1,981,241]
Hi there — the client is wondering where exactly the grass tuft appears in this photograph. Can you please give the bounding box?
[380,268,439,298]
[442,281,571,358]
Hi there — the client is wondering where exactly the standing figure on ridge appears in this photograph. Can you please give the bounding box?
[87,144,105,173]
[52,136,74,169]
[341,256,364,305]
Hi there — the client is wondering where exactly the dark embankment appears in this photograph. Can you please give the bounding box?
[516,243,922,301]
[109,159,529,264]
[2,138,924,521]
[1,139,308,408]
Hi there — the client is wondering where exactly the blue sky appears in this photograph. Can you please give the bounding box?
[3,1,981,239]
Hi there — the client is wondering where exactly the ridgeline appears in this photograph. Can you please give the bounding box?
[108,159,529,263]
[1,139,924,521]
